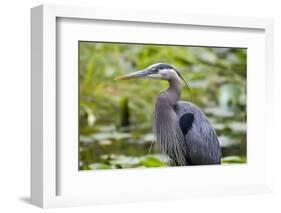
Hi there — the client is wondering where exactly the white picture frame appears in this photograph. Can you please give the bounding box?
[31,4,274,208]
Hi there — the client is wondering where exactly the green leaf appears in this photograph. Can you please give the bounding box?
[221,156,246,164]
[140,155,165,167]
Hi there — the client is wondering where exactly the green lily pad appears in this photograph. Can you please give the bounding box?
[221,156,246,164]
[140,155,165,167]
[89,163,112,170]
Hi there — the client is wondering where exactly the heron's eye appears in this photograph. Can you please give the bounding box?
[151,68,158,72]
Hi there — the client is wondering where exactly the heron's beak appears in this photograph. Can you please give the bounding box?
[114,69,151,80]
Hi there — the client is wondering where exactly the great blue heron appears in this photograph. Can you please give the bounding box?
[115,63,221,166]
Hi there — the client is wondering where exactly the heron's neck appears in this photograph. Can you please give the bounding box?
[154,77,188,166]
[168,78,182,104]
[157,77,182,107]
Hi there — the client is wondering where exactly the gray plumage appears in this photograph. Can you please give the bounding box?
[154,76,221,165]
[115,63,221,166]
[174,101,221,165]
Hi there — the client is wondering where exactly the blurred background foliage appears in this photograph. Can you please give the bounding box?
[79,42,247,170]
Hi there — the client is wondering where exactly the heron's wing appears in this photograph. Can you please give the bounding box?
[179,113,194,135]
[175,101,221,165]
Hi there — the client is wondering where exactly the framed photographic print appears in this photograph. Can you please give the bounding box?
[31,4,274,208]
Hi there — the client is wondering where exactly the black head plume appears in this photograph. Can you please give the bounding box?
[175,70,193,100]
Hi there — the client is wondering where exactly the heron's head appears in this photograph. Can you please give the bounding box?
[114,63,182,81]
[115,63,192,99]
